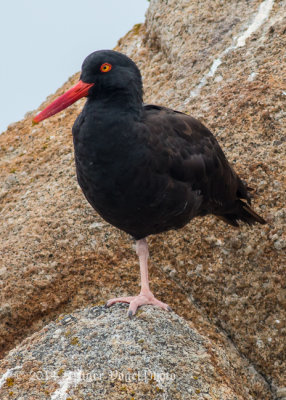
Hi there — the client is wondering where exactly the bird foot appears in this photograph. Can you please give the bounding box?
[105,291,171,317]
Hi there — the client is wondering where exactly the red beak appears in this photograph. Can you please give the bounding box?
[33,80,94,124]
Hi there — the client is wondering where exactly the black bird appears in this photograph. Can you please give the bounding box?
[33,50,266,316]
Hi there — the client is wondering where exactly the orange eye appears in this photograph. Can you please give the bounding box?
[100,63,112,73]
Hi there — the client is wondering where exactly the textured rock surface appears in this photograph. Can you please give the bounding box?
[0,306,271,399]
[0,0,285,398]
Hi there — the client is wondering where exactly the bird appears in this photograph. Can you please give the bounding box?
[33,49,266,317]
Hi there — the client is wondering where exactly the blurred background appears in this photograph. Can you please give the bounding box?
[0,0,148,133]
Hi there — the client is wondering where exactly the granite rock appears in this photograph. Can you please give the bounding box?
[0,306,272,399]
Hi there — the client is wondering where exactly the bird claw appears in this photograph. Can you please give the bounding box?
[106,292,171,317]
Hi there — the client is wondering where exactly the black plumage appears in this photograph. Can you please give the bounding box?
[33,50,266,316]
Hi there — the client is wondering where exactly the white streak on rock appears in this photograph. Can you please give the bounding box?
[247,72,257,81]
[51,370,82,400]
[188,0,274,99]
[0,367,21,389]
[236,0,274,47]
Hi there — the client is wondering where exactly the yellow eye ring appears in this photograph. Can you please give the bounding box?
[100,63,112,73]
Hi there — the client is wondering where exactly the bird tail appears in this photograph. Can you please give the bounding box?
[217,200,266,227]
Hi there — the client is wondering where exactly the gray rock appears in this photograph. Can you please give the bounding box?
[0,306,271,399]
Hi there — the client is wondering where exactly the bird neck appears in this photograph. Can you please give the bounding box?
[79,97,142,148]
[89,84,143,117]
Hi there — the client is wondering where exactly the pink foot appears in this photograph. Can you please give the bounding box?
[106,291,172,317]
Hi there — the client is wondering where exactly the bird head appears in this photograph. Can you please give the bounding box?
[33,50,143,124]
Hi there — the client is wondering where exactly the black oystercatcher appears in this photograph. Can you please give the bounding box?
[33,50,266,316]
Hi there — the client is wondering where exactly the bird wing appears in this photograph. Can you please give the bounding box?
[141,105,249,213]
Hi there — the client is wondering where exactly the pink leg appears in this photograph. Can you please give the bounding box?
[106,238,171,317]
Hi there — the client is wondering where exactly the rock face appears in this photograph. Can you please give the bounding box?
[0,306,272,399]
[0,0,285,398]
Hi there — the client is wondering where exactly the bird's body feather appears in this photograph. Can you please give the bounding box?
[73,102,262,239]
